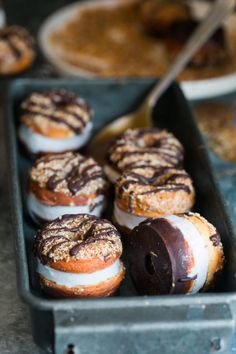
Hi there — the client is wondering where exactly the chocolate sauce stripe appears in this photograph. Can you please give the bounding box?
[118,170,191,197]
[43,156,105,195]
[139,184,191,195]
[114,149,169,164]
[81,163,99,175]
[37,235,69,256]
[163,174,189,183]
[69,235,116,256]
[68,172,104,195]
[6,37,22,59]
[1,26,34,46]
[210,233,221,246]
[47,241,69,258]
[37,154,77,165]
[117,151,180,168]
[46,218,110,236]
[39,90,90,112]
[22,95,89,128]
[23,110,83,134]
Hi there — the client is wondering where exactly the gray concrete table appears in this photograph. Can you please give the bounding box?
[0,105,42,354]
[2,0,236,353]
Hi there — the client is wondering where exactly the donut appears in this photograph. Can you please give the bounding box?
[34,214,125,298]
[113,166,195,232]
[127,212,224,295]
[18,89,92,155]
[27,152,108,224]
[0,26,35,76]
[105,128,184,183]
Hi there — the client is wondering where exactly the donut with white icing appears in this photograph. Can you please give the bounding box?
[127,212,224,295]
[104,128,184,183]
[34,214,125,298]
[0,26,35,76]
[113,166,195,232]
[27,152,108,224]
[18,89,92,155]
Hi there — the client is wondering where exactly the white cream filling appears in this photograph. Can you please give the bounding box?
[27,193,105,221]
[104,164,120,183]
[164,215,209,294]
[37,258,122,287]
[113,202,147,230]
[19,121,92,153]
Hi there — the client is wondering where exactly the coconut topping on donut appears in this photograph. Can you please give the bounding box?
[20,89,91,137]
[107,128,184,173]
[0,26,35,73]
[115,166,195,215]
[35,214,122,263]
[29,152,108,197]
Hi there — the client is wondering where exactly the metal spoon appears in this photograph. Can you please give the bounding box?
[88,0,235,150]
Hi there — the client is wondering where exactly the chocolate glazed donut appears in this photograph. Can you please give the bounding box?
[113,166,195,232]
[21,89,90,135]
[0,26,35,75]
[35,214,125,298]
[104,128,184,183]
[28,152,108,224]
[127,213,224,295]
[18,89,92,155]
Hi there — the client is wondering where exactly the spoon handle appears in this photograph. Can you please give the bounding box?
[147,0,235,108]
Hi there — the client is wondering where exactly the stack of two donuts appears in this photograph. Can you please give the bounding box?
[105,128,195,232]
[105,128,224,295]
[26,146,126,299]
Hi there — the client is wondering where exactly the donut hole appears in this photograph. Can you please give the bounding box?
[145,252,156,275]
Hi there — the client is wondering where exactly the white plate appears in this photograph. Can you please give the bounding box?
[39,0,236,100]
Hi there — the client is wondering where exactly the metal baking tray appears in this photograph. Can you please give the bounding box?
[5,78,236,354]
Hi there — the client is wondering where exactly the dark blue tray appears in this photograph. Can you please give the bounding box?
[5,78,236,354]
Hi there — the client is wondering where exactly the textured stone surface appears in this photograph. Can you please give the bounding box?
[0,101,42,353]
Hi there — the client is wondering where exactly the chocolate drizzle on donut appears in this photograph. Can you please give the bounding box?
[116,166,193,202]
[21,89,91,135]
[30,152,108,197]
[35,214,122,264]
[69,223,116,256]
[210,233,221,247]
[0,26,35,60]
[107,128,184,173]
